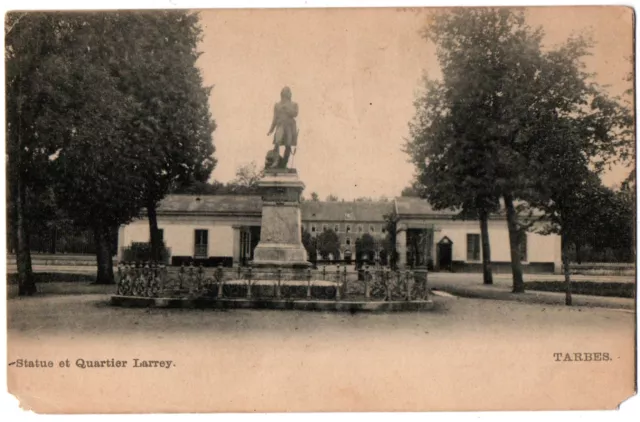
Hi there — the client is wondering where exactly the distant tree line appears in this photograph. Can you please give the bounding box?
[171,162,263,195]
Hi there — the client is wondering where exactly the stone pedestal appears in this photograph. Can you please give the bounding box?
[252,169,310,268]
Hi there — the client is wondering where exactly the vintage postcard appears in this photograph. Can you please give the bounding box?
[4,4,637,415]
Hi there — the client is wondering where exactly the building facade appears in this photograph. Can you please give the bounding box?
[301,201,393,262]
[118,195,562,273]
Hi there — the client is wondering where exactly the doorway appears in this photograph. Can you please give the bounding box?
[240,228,251,266]
[437,236,453,271]
[240,226,261,266]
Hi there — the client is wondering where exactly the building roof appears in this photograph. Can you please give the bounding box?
[157,195,262,215]
[394,197,459,217]
[301,201,394,222]
[156,194,522,221]
[394,197,546,219]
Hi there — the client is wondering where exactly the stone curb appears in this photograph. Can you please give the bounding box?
[110,295,435,312]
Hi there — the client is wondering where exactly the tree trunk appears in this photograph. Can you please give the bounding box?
[479,209,493,285]
[49,226,57,254]
[94,224,114,284]
[562,234,572,306]
[575,242,582,265]
[15,178,36,296]
[503,193,525,293]
[147,202,161,263]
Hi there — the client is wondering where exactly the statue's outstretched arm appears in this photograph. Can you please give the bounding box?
[267,104,278,135]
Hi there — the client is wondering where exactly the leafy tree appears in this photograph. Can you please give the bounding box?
[6,12,149,287]
[355,233,376,262]
[407,8,630,292]
[316,229,340,260]
[382,211,400,269]
[310,192,320,201]
[171,180,226,195]
[171,177,264,196]
[7,12,217,284]
[231,162,263,189]
[107,11,216,263]
[525,141,620,304]
[223,162,264,195]
[407,9,544,291]
[406,75,499,284]
[563,185,634,265]
[400,185,419,197]
[6,13,72,294]
[325,194,339,202]
[301,228,317,264]
[519,26,631,303]
[621,169,635,193]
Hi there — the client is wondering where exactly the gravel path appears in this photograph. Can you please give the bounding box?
[7,292,635,413]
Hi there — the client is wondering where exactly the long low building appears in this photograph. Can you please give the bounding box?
[118,195,562,273]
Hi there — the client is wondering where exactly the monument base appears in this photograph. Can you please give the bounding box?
[251,169,311,269]
[252,243,310,268]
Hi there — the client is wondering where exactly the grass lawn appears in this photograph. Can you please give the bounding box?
[6,272,95,284]
[525,280,636,298]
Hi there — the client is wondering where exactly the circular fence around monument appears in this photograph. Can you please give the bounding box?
[111,262,432,311]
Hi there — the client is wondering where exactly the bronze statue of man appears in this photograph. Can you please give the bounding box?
[266,86,299,169]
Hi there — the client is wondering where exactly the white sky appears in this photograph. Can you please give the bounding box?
[196,7,634,200]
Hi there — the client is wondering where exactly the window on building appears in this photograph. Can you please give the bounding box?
[194,229,208,258]
[358,225,363,233]
[370,225,375,233]
[323,224,328,232]
[466,234,480,261]
[346,238,351,246]
[334,224,340,233]
[346,225,351,234]
[519,233,528,262]
[382,227,386,234]
[311,225,316,233]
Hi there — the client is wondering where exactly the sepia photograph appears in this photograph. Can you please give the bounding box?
[3,2,637,415]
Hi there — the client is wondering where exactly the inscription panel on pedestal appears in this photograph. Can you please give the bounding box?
[260,206,302,244]
[262,186,301,203]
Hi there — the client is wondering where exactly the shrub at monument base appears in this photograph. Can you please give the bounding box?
[122,242,171,264]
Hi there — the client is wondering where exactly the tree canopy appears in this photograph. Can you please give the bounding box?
[301,228,317,264]
[316,229,341,260]
[355,233,377,261]
[405,8,632,292]
[6,11,216,285]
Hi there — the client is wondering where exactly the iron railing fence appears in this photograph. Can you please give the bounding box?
[116,261,429,302]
